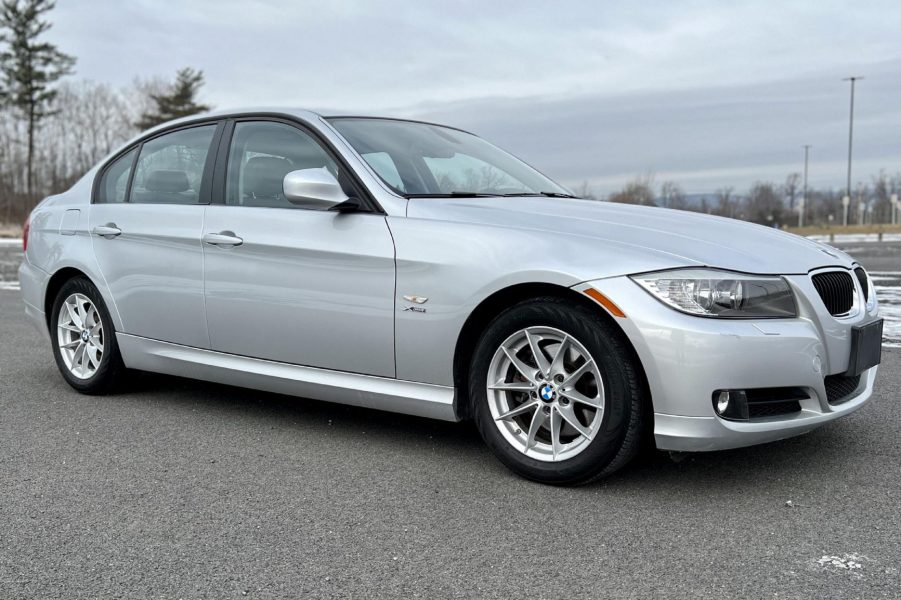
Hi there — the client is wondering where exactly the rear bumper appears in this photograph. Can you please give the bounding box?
[578,275,881,452]
[18,259,50,342]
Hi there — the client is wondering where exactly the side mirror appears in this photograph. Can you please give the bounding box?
[283,168,349,210]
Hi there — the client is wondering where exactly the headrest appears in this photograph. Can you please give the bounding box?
[244,156,294,198]
[145,170,190,193]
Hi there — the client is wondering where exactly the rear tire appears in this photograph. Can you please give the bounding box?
[470,297,646,485]
[49,276,126,394]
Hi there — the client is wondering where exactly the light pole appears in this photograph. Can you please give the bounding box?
[843,76,863,211]
[800,144,810,228]
[892,193,899,225]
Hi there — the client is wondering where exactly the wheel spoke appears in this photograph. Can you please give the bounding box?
[525,330,551,376]
[549,406,562,460]
[60,339,80,350]
[562,388,603,409]
[557,403,591,438]
[86,345,101,369]
[548,334,570,376]
[488,381,534,393]
[65,302,83,328]
[502,347,537,383]
[525,407,547,452]
[562,359,594,387]
[75,297,88,324]
[496,400,539,421]
[72,342,86,367]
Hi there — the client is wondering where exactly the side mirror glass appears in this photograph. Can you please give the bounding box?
[283,168,349,209]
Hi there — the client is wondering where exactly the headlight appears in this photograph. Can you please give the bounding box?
[631,269,797,318]
[861,269,878,313]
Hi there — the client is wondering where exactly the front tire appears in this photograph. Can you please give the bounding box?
[50,276,125,394]
[470,297,646,485]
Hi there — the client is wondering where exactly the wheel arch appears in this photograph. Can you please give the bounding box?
[452,282,652,422]
[44,267,92,330]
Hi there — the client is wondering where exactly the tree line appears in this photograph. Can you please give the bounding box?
[0,0,209,223]
[574,170,901,228]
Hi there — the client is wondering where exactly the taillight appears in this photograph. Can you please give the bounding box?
[23,215,30,253]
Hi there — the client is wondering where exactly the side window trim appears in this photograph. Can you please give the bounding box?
[210,119,235,206]
[92,119,225,205]
[122,143,142,203]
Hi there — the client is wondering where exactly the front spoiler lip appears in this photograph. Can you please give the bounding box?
[653,366,878,452]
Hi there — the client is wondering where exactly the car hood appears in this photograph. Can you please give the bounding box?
[406,197,855,274]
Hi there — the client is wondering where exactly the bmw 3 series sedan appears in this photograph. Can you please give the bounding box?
[19,109,883,484]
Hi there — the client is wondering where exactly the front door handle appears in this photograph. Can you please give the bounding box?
[202,231,243,247]
[92,224,121,238]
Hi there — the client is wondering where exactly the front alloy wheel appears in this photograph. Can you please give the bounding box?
[470,297,646,485]
[487,326,605,462]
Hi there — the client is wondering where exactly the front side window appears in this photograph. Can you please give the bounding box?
[129,125,216,205]
[225,121,353,209]
[96,148,136,203]
[328,118,569,197]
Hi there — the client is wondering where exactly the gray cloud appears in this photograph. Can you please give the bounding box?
[49,0,901,193]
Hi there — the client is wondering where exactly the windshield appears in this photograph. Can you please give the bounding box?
[327,117,570,197]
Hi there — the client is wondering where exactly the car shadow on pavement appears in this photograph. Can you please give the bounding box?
[111,369,867,493]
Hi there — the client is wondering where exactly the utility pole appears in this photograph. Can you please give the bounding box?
[800,144,810,228]
[843,76,863,221]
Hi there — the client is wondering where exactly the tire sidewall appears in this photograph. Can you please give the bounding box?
[471,298,637,484]
[50,277,122,394]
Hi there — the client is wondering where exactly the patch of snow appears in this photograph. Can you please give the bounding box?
[816,553,867,574]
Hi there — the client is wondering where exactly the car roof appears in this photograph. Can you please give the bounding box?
[143,107,474,137]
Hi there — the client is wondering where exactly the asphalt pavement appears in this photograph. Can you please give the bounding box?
[2,291,901,599]
[2,238,901,598]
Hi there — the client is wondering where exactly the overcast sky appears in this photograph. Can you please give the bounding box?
[50,0,900,195]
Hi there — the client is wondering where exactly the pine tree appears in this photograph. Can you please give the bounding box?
[136,67,211,130]
[0,0,75,196]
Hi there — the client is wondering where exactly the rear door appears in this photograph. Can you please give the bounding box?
[89,122,221,347]
[202,119,396,377]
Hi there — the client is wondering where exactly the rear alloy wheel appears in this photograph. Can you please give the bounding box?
[470,297,646,485]
[50,277,125,394]
[57,292,105,379]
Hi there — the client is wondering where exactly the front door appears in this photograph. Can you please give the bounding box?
[89,123,219,348]
[202,120,396,377]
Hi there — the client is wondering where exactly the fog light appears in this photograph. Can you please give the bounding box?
[712,389,749,420]
[716,391,731,414]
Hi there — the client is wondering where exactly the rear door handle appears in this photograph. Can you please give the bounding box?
[92,224,121,238]
[202,231,243,247]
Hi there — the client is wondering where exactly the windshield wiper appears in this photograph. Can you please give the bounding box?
[495,191,578,198]
[409,191,500,198]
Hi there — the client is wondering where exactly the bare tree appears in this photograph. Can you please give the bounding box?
[608,174,655,205]
[659,180,688,210]
[714,186,736,218]
[782,172,800,211]
[746,182,785,226]
[573,180,597,200]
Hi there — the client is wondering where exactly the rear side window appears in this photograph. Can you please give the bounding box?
[129,125,216,205]
[96,148,136,203]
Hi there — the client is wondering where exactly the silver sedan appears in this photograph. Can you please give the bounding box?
[19,109,883,484]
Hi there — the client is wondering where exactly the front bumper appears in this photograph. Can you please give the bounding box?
[579,273,880,452]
